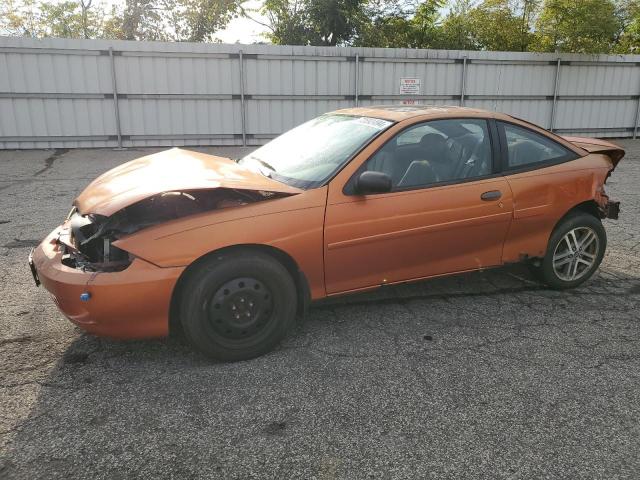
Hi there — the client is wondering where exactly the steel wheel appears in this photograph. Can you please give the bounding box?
[552,226,599,282]
[180,250,297,361]
[206,277,274,341]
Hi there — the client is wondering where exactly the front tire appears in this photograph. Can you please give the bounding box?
[537,212,607,289]
[180,250,297,361]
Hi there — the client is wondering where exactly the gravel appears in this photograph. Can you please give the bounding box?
[1,143,639,479]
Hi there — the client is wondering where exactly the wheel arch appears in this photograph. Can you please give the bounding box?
[533,199,603,264]
[169,244,311,335]
[551,200,601,236]
[565,199,601,220]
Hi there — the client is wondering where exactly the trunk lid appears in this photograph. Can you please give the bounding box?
[562,136,625,170]
[74,148,301,216]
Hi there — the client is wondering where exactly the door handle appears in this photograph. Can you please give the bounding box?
[481,190,502,201]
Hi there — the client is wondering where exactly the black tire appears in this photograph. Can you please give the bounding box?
[536,212,607,289]
[180,250,297,361]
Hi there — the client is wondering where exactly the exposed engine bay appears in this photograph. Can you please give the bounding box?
[61,188,284,272]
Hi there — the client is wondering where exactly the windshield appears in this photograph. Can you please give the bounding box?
[239,114,393,189]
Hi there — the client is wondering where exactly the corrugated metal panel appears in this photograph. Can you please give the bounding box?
[558,64,639,96]
[2,36,640,149]
[467,63,557,96]
[465,99,553,127]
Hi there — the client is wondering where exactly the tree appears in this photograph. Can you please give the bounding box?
[0,0,635,54]
[533,0,620,53]
[258,0,315,45]
[0,0,241,41]
[1,0,106,39]
[438,0,477,50]
[115,0,165,40]
[306,0,364,45]
[409,0,445,47]
[106,0,241,41]
[353,0,443,48]
[39,1,85,38]
[260,0,368,46]
[1,0,47,37]
[517,0,540,51]
[615,0,640,52]
[467,0,532,51]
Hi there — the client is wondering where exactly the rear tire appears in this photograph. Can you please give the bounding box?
[537,212,606,289]
[180,250,297,361]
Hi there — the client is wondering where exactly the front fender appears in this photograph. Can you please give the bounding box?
[114,187,328,300]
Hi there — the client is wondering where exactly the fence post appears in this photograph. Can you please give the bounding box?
[108,47,123,149]
[460,57,468,107]
[239,50,247,147]
[550,58,561,132]
[355,53,360,107]
[633,72,640,139]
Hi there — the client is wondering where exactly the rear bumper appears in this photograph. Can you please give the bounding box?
[31,227,184,339]
[602,200,621,220]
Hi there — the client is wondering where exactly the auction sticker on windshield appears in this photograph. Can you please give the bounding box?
[353,117,393,130]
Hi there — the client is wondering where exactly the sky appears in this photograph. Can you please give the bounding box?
[216,1,270,44]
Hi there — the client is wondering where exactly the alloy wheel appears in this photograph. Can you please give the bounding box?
[552,227,599,282]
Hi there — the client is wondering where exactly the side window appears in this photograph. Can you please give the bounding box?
[500,122,575,168]
[361,118,493,190]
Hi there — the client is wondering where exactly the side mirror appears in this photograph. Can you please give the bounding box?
[355,171,392,195]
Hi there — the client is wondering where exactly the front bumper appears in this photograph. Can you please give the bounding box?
[31,227,184,339]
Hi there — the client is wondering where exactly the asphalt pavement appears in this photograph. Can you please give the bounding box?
[1,143,639,479]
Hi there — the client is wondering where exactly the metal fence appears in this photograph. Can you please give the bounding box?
[2,36,640,149]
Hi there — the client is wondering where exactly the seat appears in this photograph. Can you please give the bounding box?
[418,133,450,181]
[397,160,437,187]
[453,134,491,179]
[509,140,542,167]
[367,150,395,178]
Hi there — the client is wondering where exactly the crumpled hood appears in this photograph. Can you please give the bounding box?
[74,148,302,216]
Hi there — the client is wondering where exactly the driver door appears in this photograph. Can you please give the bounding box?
[323,117,514,294]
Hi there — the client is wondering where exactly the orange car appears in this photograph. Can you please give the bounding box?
[30,106,623,361]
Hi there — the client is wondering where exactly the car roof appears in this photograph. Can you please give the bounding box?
[333,105,513,122]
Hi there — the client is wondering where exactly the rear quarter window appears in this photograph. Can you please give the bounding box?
[500,122,577,169]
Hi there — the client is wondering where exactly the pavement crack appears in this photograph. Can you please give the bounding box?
[0,336,33,347]
[3,239,40,249]
[33,149,68,176]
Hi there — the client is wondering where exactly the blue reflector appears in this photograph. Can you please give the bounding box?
[80,292,91,302]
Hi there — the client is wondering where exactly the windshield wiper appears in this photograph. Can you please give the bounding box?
[246,156,276,177]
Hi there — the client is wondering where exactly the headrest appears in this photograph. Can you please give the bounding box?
[419,133,447,149]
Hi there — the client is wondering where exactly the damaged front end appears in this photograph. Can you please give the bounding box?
[63,188,285,272]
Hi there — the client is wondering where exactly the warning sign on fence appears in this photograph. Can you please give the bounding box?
[399,78,421,95]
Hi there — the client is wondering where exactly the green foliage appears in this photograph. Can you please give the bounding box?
[614,0,640,52]
[0,0,241,41]
[437,0,477,50]
[261,0,367,46]
[39,1,86,38]
[1,0,640,55]
[259,0,315,45]
[353,0,443,48]
[1,0,43,37]
[467,0,532,51]
[532,0,620,53]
